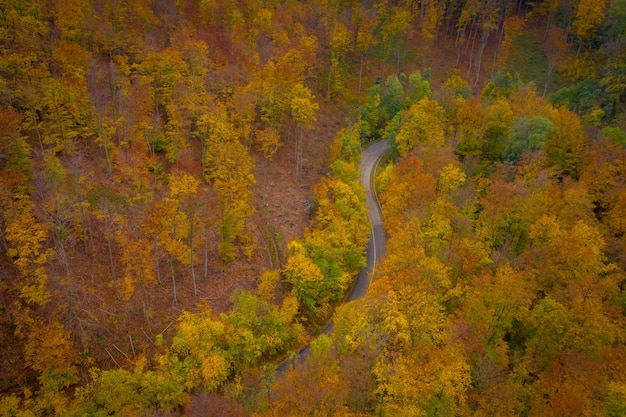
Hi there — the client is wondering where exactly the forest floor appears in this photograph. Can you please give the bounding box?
[0,103,349,392]
[162,102,350,317]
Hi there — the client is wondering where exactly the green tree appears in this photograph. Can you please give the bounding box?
[502,116,555,163]
[406,70,432,105]
[380,74,404,122]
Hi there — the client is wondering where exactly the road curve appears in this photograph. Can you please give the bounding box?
[348,140,389,301]
[278,141,389,372]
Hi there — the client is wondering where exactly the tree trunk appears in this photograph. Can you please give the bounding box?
[169,254,177,305]
[29,105,44,153]
[455,23,468,66]
[466,18,480,79]
[299,130,304,180]
[154,238,162,285]
[98,116,113,175]
[189,218,197,297]
[203,224,209,280]
[543,62,555,97]
[491,19,506,76]
[78,201,89,256]
[104,212,116,281]
[475,30,492,86]
[358,52,364,94]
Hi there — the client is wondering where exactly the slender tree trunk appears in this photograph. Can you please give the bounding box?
[263,157,268,205]
[98,116,113,175]
[465,16,478,54]
[189,218,197,297]
[72,161,91,256]
[543,63,555,97]
[435,9,442,45]
[29,106,44,153]
[154,238,162,285]
[455,23,465,49]
[299,130,304,180]
[358,52,364,94]
[0,285,12,325]
[142,289,149,319]
[466,19,480,79]
[54,233,73,278]
[169,254,177,304]
[104,212,116,281]
[79,201,89,255]
[543,14,553,41]
[201,138,207,183]
[455,24,468,66]
[444,15,451,50]
[492,20,506,76]
[0,227,8,254]
[397,46,401,75]
[475,33,489,86]
[155,96,161,128]
[294,127,299,180]
[327,59,332,97]
[203,224,209,280]
[86,213,95,257]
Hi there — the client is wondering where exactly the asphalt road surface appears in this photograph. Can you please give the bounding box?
[348,139,388,301]
[278,140,389,372]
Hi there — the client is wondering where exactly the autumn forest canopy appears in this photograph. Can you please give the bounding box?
[1,0,626,415]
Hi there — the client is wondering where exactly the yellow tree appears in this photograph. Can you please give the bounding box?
[144,197,189,305]
[289,83,319,180]
[203,103,257,262]
[20,319,78,397]
[437,163,467,195]
[454,96,484,158]
[169,307,231,392]
[5,213,53,306]
[39,73,95,154]
[543,106,586,178]
[395,98,446,157]
[134,48,188,163]
[497,16,525,72]
[377,5,412,75]
[379,156,437,234]
[114,229,156,310]
[0,110,32,248]
[353,3,378,93]
[269,334,349,417]
[327,21,351,97]
[572,0,607,42]
[480,98,514,163]
[168,172,202,296]
[372,287,471,416]
[282,248,328,321]
[420,0,439,62]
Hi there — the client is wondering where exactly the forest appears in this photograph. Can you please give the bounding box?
[1,0,626,415]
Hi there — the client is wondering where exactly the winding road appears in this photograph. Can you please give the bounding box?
[348,140,389,301]
[279,140,389,371]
